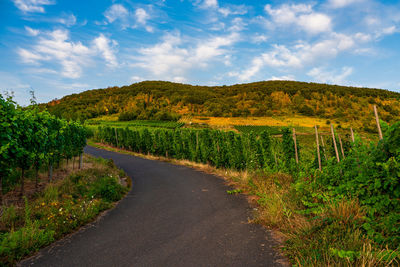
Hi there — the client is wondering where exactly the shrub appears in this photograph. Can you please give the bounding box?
[89,175,127,202]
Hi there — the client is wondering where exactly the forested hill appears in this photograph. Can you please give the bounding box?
[44,80,400,127]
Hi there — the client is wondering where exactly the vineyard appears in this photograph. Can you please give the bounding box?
[0,95,87,201]
[234,125,283,135]
[93,115,400,265]
[86,119,184,130]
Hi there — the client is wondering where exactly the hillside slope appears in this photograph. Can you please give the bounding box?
[44,80,400,131]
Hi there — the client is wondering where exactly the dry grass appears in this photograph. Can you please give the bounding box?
[326,199,366,226]
[187,115,338,129]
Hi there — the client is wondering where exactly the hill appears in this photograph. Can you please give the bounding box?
[43,80,400,131]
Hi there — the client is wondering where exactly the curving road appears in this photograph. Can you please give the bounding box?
[21,146,286,267]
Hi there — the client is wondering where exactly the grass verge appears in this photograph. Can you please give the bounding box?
[0,155,130,266]
[87,140,399,266]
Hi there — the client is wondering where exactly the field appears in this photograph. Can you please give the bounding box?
[86,119,184,130]
[185,115,337,129]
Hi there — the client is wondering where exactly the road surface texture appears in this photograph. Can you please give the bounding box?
[21,146,287,267]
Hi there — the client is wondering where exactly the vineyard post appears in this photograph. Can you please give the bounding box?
[0,176,3,205]
[350,127,355,143]
[374,105,383,140]
[79,154,83,169]
[20,169,25,197]
[315,125,322,171]
[331,124,340,163]
[320,136,327,161]
[196,132,199,150]
[114,128,119,148]
[338,134,345,159]
[48,160,53,182]
[292,128,299,164]
[35,164,39,189]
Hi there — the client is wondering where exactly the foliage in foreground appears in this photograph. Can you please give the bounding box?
[0,157,129,265]
[0,95,87,199]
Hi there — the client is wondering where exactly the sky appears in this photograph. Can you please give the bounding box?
[1,0,400,105]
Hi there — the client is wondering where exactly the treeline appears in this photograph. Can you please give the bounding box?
[0,95,87,201]
[43,81,400,129]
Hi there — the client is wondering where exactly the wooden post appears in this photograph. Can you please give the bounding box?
[196,132,199,149]
[338,134,345,159]
[292,128,299,164]
[350,127,355,143]
[114,128,119,147]
[48,163,53,182]
[315,125,322,171]
[374,105,383,140]
[331,124,340,163]
[320,136,327,161]
[79,154,83,169]
[0,176,2,205]
[20,169,25,197]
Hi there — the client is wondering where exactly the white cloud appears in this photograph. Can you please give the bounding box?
[270,75,295,81]
[236,32,367,81]
[328,0,364,8]
[104,4,129,24]
[264,4,332,34]
[203,0,218,9]
[134,32,239,80]
[57,14,77,27]
[251,34,268,44]
[93,34,118,68]
[297,13,332,35]
[131,76,144,82]
[18,48,45,64]
[234,57,264,81]
[380,26,397,36]
[173,76,186,83]
[134,8,154,32]
[307,66,353,84]
[135,8,149,24]
[218,5,248,17]
[25,26,40,36]
[228,18,245,32]
[104,4,153,32]
[18,29,118,78]
[13,0,54,13]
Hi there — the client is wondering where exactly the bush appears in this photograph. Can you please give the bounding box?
[90,175,127,202]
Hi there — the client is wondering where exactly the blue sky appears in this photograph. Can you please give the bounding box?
[1,0,400,105]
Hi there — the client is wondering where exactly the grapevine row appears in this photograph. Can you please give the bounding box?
[0,95,87,201]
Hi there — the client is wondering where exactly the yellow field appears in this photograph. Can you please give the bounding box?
[185,116,336,128]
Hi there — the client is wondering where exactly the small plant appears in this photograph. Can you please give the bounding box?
[227,189,242,194]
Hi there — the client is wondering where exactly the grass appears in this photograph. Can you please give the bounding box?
[88,140,399,267]
[187,115,337,129]
[86,119,184,129]
[0,155,130,265]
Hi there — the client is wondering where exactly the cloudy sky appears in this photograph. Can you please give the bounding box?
[1,0,400,105]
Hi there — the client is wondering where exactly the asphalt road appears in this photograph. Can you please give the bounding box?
[21,146,286,267]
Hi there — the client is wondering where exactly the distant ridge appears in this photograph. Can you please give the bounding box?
[43,80,400,129]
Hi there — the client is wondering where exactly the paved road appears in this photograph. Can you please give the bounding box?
[21,146,286,267]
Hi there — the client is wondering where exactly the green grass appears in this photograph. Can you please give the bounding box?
[86,119,184,129]
[234,125,316,135]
